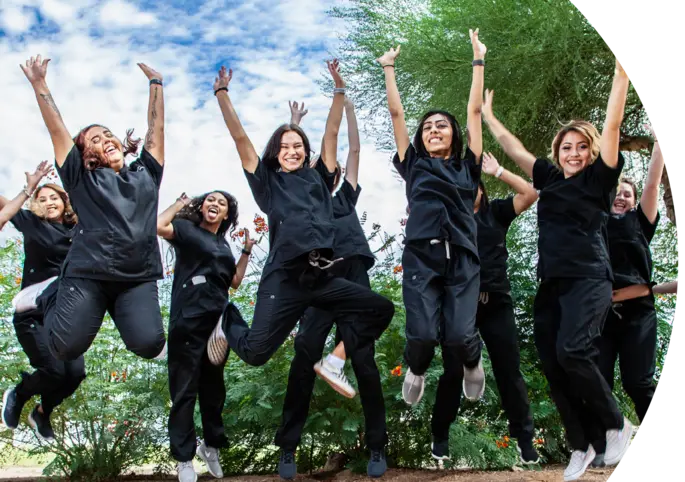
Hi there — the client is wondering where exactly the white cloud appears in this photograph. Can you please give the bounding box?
[99,0,157,28]
[0,0,408,254]
[1,6,35,33]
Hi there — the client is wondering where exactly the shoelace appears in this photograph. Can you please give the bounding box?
[179,461,194,470]
[308,250,344,270]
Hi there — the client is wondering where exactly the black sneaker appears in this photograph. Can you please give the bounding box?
[279,450,296,480]
[517,438,540,465]
[367,449,387,478]
[431,439,450,461]
[591,452,606,468]
[2,388,24,430]
[28,405,55,443]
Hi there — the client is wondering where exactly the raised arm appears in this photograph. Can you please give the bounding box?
[0,161,52,230]
[214,66,259,174]
[289,101,308,126]
[482,89,537,179]
[320,60,346,174]
[600,59,630,168]
[20,56,73,167]
[344,97,361,189]
[138,63,165,165]
[377,46,410,161]
[466,29,487,160]
[640,124,664,224]
[157,193,191,240]
[482,152,538,215]
[231,229,256,289]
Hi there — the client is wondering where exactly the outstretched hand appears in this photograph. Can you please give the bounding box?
[289,100,309,123]
[481,152,501,176]
[327,59,345,89]
[213,66,233,92]
[470,28,487,60]
[376,45,401,67]
[243,228,257,251]
[138,63,163,82]
[20,55,51,85]
[26,160,52,192]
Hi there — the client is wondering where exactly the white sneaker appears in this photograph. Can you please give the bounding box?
[314,359,356,398]
[462,357,485,401]
[177,461,197,482]
[402,368,425,406]
[207,315,228,366]
[563,445,596,481]
[12,276,56,313]
[198,441,223,478]
[605,417,634,466]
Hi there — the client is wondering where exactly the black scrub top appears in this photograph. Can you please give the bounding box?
[331,179,375,270]
[608,203,659,289]
[10,209,75,289]
[244,158,338,276]
[56,145,164,282]
[533,154,624,281]
[168,218,237,321]
[475,197,518,293]
[393,144,481,258]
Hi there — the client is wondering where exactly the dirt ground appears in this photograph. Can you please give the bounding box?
[0,466,615,481]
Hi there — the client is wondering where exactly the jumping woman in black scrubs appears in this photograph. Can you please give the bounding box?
[482,59,633,482]
[207,60,395,477]
[158,191,252,482]
[13,55,167,362]
[274,94,389,479]
[590,124,664,468]
[376,29,487,458]
[1,163,86,443]
[471,152,539,464]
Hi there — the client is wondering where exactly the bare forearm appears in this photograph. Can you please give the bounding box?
[157,199,184,234]
[216,91,258,171]
[0,190,30,230]
[466,65,484,157]
[484,115,535,178]
[383,67,410,159]
[345,102,360,187]
[653,281,677,294]
[600,67,630,167]
[321,92,345,172]
[232,251,250,288]
[144,83,165,164]
[31,81,73,166]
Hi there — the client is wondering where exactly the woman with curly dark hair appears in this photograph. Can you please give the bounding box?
[12,55,167,364]
[157,190,252,482]
[1,161,86,443]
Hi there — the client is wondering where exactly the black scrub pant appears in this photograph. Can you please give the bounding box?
[38,276,166,362]
[168,310,228,462]
[474,291,534,442]
[12,310,86,416]
[401,240,482,377]
[591,294,657,454]
[223,252,395,368]
[275,257,388,452]
[533,278,623,452]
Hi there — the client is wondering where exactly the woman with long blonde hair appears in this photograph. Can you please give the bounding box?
[0,162,86,443]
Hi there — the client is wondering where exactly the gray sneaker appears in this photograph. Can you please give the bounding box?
[176,461,197,482]
[314,359,356,398]
[563,445,596,481]
[605,417,634,466]
[462,357,485,401]
[402,369,425,406]
[198,441,223,478]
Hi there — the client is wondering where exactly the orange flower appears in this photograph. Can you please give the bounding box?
[393,265,403,274]
[111,371,117,378]
[15,276,22,286]
[391,365,402,377]
[503,436,510,443]
[249,301,255,306]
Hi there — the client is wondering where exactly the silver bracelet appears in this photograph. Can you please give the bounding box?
[22,185,34,197]
[495,166,504,178]
[333,87,346,94]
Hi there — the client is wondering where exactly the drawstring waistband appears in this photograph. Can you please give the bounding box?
[611,302,623,320]
[478,292,489,304]
[430,239,450,260]
[308,250,344,270]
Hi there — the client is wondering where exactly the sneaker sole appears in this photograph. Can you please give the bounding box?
[27,412,54,443]
[431,444,450,461]
[402,376,425,406]
[197,445,223,479]
[314,364,356,399]
[605,422,634,466]
[12,276,56,313]
[516,446,540,465]
[564,448,595,482]
[462,379,485,402]
[207,318,228,366]
[1,389,18,430]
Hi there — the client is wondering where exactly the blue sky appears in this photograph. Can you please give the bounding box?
[0,0,408,251]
